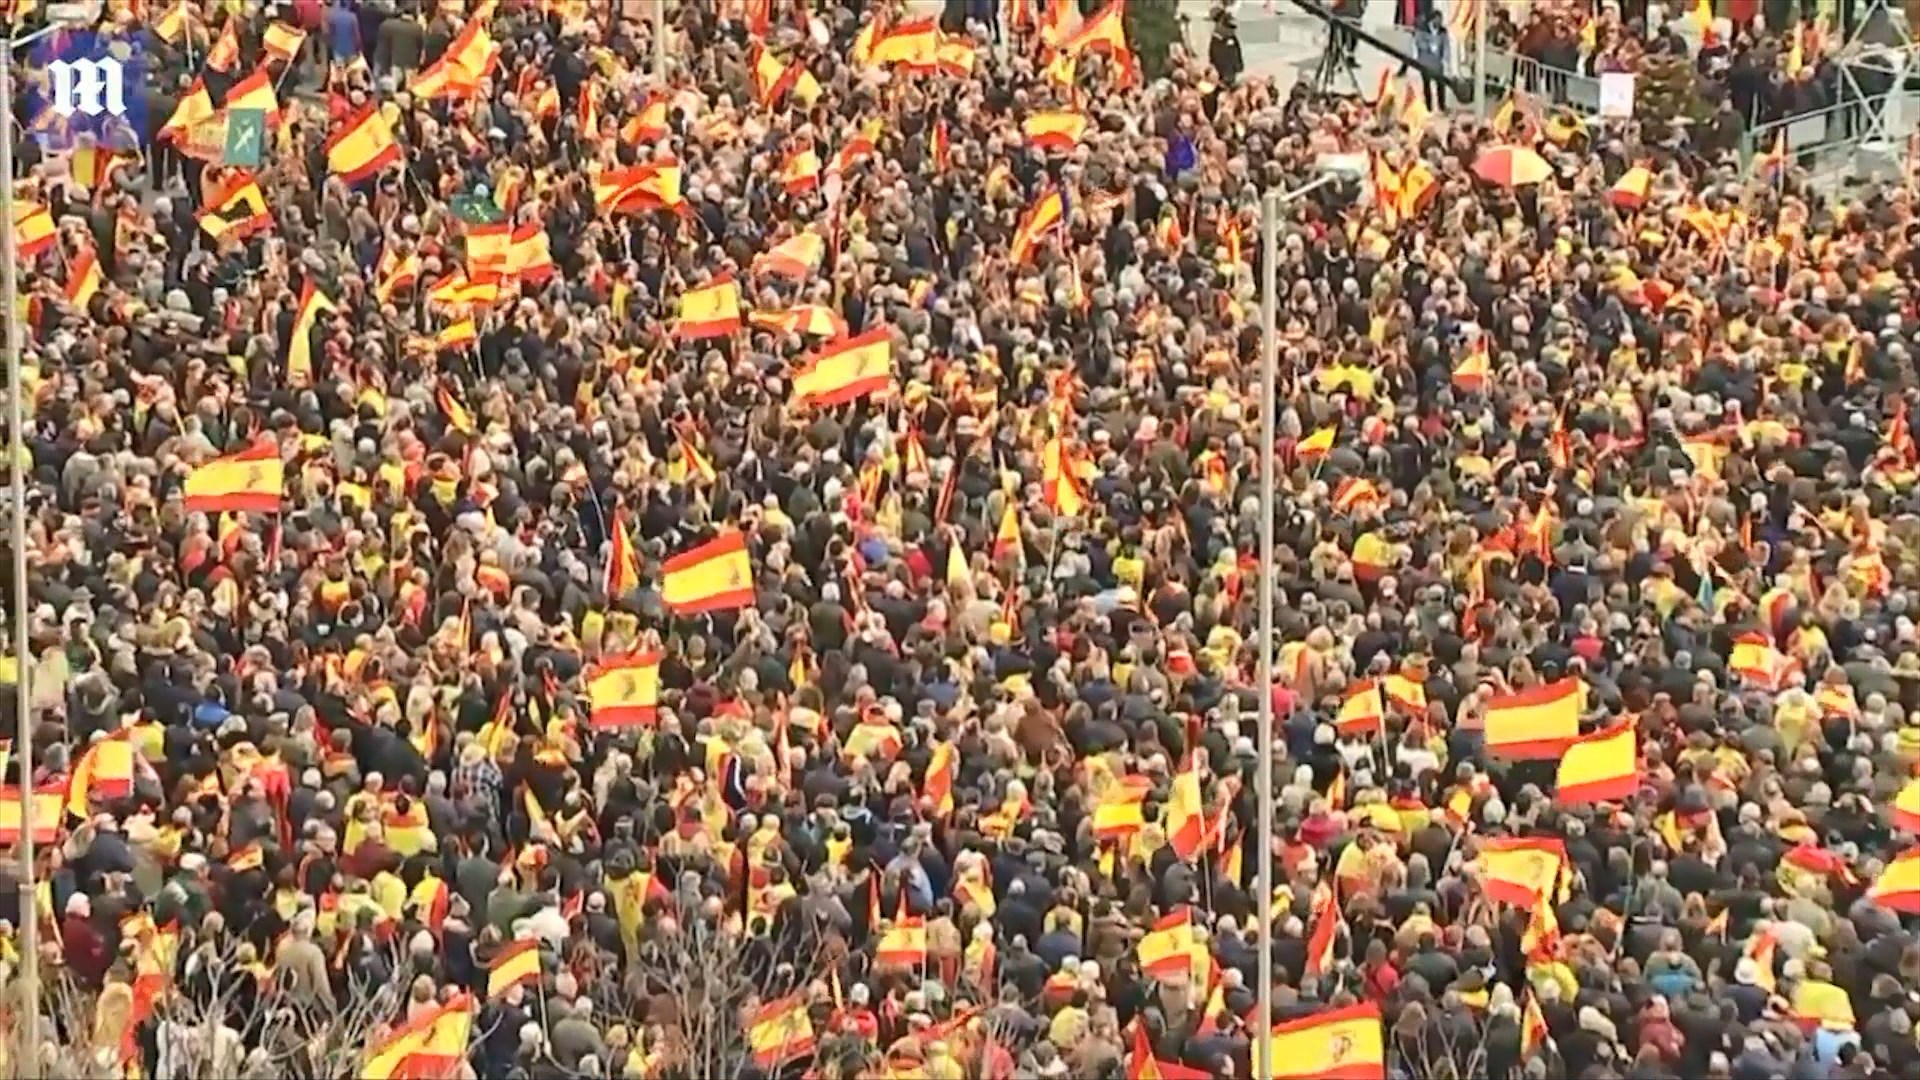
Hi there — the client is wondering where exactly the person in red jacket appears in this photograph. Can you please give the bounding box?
[61,894,110,988]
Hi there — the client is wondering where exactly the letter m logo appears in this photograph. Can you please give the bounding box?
[46,56,124,118]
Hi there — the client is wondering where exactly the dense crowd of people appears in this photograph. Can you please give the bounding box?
[6,0,1920,1078]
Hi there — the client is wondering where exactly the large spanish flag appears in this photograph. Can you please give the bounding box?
[754,230,826,280]
[286,280,338,385]
[1869,847,1920,914]
[1011,189,1066,265]
[1165,754,1207,861]
[0,784,66,845]
[158,78,215,144]
[661,531,755,614]
[197,174,273,241]
[1483,678,1583,759]
[487,939,542,999]
[674,273,743,339]
[224,66,283,127]
[1554,720,1639,804]
[1335,679,1384,736]
[183,440,284,514]
[326,102,403,183]
[869,17,938,67]
[1477,836,1567,908]
[1022,109,1090,152]
[1893,776,1920,833]
[748,994,816,1069]
[1137,908,1199,981]
[790,327,893,407]
[1265,1001,1385,1080]
[12,203,55,259]
[586,652,662,728]
[875,915,928,968]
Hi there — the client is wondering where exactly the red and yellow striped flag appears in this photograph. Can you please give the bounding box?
[1554,720,1639,805]
[1021,110,1089,152]
[1010,189,1066,265]
[790,327,893,407]
[1263,1001,1385,1080]
[1484,678,1583,759]
[1477,836,1567,908]
[674,273,743,339]
[661,531,755,614]
[1869,847,1920,914]
[586,652,663,728]
[183,440,284,514]
[487,940,541,1000]
[326,103,403,183]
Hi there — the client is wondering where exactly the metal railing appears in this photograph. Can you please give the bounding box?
[1738,91,1920,177]
[1479,48,1602,115]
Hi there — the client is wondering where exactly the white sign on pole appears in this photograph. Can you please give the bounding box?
[1599,72,1636,119]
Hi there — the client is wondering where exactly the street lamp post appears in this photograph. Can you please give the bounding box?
[2,13,98,1075]
[1254,162,1357,1080]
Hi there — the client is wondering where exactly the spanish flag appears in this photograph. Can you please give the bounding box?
[1165,753,1207,861]
[661,530,755,614]
[1137,908,1199,981]
[183,440,284,514]
[1730,632,1794,689]
[374,248,421,305]
[66,734,135,818]
[992,500,1023,562]
[748,994,815,1069]
[1063,0,1130,58]
[0,784,65,845]
[1263,1001,1385,1080]
[1383,673,1426,714]
[778,147,822,194]
[437,382,476,434]
[750,304,845,340]
[402,994,474,1079]
[487,939,542,999]
[674,273,743,339]
[1302,885,1340,978]
[923,741,958,818]
[593,159,684,214]
[1297,425,1337,461]
[12,203,55,258]
[870,17,938,67]
[198,174,273,241]
[158,78,215,144]
[1022,110,1089,152]
[1335,679,1384,736]
[1130,1022,1211,1080]
[435,318,477,352]
[1869,847,1920,913]
[754,230,826,280]
[286,280,337,385]
[1041,435,1089,517]
[1452,342,1490,392]
[206,17,240,71]
[504,223,553,283]
[1011,188,1066,265]
[326,103,403,183]
[626,91,670,143]
[876,913,928,968]
[1476,836,1567,908]
[427,270,500,309]
[262,20,307,62]
[1554,720,1639,805]
[587,653,662,728]
[1483,678,1583,759]
[1893,776,1920,833]
[225,66,283,127]
[154,1,193,44]
[790,327,894,407]
[1609,163,1652,209]
[64,244,101,309]
[606,512,641,597]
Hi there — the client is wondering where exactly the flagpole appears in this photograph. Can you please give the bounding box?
[1255,186,1280,1080]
